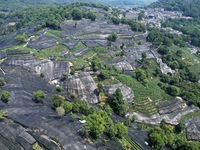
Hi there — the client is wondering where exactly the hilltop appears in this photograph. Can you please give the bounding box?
[0,0,157,12]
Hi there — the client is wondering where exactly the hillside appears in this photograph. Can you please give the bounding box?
[150,0,200,18]
[0,0,157,12]
[0,2,199,150]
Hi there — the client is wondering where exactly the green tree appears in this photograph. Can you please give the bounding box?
[56,106,65,116]
[0,77,5,87]
[141,52,147,62]
[91,59,105,71]
[115,122,128,138]
[62,101,73,114]
[107,32,118,42]
[124,119,131,127]
[107,125,117,138]
[131,115,138,122]
[52,94,65,108]
[70,112,76,122]
[98,70,110,80]
[110,88,128,116]
[98,83,104,94]
[1,90,10,103]
[138,11,145,20]
[71,8,82,20]
[104,105,113,116]
[175,122,185,133]
[148,133,165,150]
[33,90,46,102]
[86,113,105,137]
[87,11,96,21]
[135,68,149,86]
[34,25,42,31]
[166,85,180,96]
[56,86,62,92]
[112,17,120,25]
[14,33,28,43]
[70,66,75,75]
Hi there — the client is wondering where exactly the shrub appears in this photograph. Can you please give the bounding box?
[1,90,10,102]
[52,94,65,108]
[33,90,46,102]
[56,106,65,116]
[115,122,128,138]
[0,77,5,87]
[62,101,73,114]
[107,32,118,42]
[56,86,62,92]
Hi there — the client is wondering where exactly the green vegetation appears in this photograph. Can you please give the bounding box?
[70,42,85,52]
[109,88,128,116]
[175,122,185,133]
[14,33,28,43]
[116,73,171,114]
[122,135,142,150]
[179,111,200,122]
[56,86,62,92]
[147,27,200,107]
[115,122,128,138]
[0,1,199,149]
[151,0,200,18]
[162,18,200,47]
[147,122,200,150]
[52,94,65,108]
[1,90,10,103]
[45,30,62,38]
[62,101,73,114]
[84,113,105,137]
[1,2,107,36]
[0,110,7,119]
[70,112,76,121]
[32,142,44,150]
[34,44,68,59]
[147,28,185,47]
[111,17,146,32]
[107,32,118,42]
[56,106,65,116]
[33,90,46,102]
[0,77,5,87]
[87,11,97,21]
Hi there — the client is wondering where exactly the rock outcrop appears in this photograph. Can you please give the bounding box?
[109,60,133,71]
[3,54,71,81]
[151,50,175,74]
[0,65,95,150]
[103,83,134,103]
[185,116,200,141]
[27,35,58,50]
[64,72,99,104]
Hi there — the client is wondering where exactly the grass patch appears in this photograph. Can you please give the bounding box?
[126,59,172,114]
[69,58,87,67]
[170,45,200,65]
[32,143,44,150]
[45,30,62,38]
[179,110,200,122]
[34,44,68,59]
[100,77,120,85]
[116,74,172,114]
[70,42,85,52]
[170,45,200,77]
